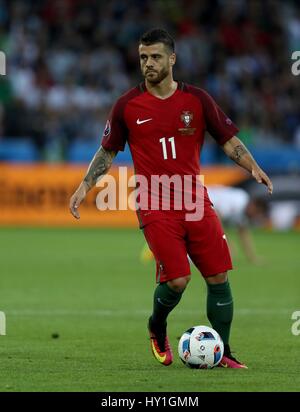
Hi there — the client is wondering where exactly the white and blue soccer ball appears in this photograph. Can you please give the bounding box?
[178,325,224,369]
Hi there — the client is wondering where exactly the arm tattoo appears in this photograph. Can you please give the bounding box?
[83,146,115,189]
[231,144,248,162]
[223,137,258,173]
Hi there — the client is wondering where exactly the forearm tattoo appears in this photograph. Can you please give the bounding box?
[231,144,248,162]
[83,146,115,189]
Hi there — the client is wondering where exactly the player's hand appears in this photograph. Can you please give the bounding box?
[69,182,88,219]
[252,167,273,194]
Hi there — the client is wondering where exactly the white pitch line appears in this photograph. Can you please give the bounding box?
[3,308,295,317]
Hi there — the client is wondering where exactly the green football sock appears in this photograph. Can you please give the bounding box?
[151,282,183,327]
[206,280,233,346]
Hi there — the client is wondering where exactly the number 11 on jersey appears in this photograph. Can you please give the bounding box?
[159,137,176,160]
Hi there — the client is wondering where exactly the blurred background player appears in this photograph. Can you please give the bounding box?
[207,185,268,263]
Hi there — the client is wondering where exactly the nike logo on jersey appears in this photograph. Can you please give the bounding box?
[136,118,152,125]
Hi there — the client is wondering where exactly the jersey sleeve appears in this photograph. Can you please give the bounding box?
[197,89,239,145]
[101,98,128,152]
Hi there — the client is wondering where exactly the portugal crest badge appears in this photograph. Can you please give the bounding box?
[179,111,196,135]
[181,111,193,127]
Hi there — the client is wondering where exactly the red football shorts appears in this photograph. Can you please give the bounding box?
[143,213,233,283]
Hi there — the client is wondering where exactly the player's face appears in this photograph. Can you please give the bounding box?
[139,43,176,84]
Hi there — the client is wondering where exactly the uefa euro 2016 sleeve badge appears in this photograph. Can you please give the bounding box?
[178,111,196,135]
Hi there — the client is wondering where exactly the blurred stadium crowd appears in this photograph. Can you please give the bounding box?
[0,0,300,161]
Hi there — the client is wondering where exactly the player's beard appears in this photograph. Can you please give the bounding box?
[144,66,170,85]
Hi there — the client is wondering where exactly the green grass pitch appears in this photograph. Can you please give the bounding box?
[0,227,299,392]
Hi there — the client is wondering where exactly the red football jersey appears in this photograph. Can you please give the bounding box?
[101,81,239,227]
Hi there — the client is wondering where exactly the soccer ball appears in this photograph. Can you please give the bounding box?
[178,325,224,369]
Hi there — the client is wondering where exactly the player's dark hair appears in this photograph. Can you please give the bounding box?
[140,28,175,53]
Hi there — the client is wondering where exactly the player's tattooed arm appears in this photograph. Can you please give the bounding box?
[69,146,116,219]
[230,144,248,162]
[83,146,116,190]
[222,136,254,171]
[222,136,273,194]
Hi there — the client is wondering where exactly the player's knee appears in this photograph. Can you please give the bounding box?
[205,272,228,285]
[168,275,191,292]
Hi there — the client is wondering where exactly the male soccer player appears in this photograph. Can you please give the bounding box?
[69,28,273,368]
